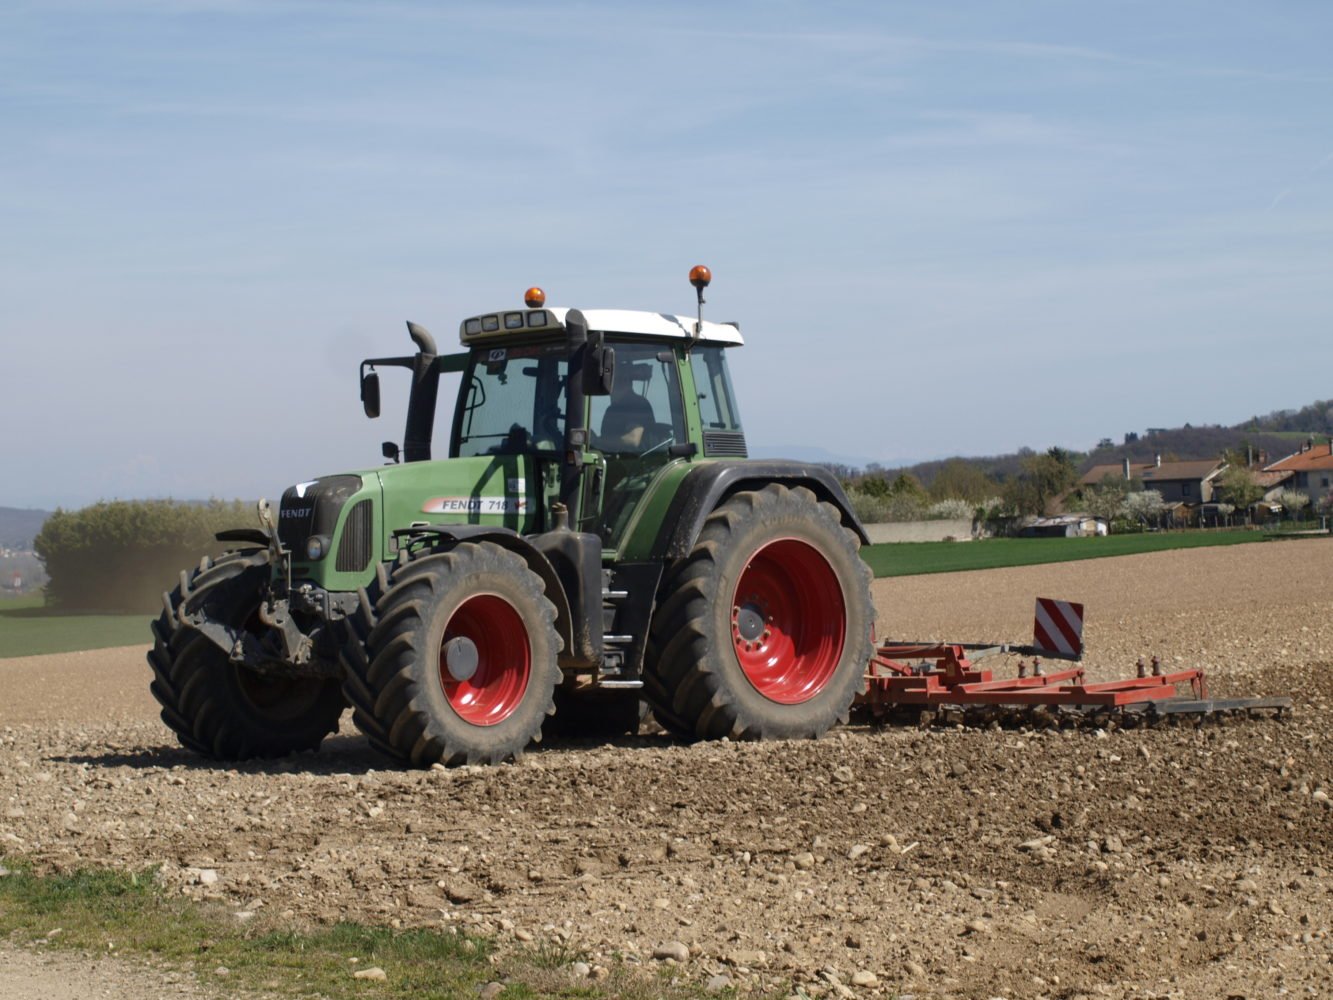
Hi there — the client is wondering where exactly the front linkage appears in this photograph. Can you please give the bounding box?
[172,501,354,681]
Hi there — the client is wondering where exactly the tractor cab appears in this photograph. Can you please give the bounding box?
[360,283,748,552]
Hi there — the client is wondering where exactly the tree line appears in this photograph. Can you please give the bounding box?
[836,442,1328,527]
[34,500,251,612]
[836,448,1083,524]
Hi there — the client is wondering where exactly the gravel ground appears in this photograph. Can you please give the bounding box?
[2,539,1331,999]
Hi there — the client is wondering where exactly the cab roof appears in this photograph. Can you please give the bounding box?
[459,306,744,347]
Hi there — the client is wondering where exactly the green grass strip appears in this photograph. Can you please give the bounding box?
[0,858,729,999]
[0,593,148,659]
[861,530,1274,578]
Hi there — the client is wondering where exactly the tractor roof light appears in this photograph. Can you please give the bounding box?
[689,264,711,345]
[524,286,546,308]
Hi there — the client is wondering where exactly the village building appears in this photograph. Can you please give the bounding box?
[1264,439,1333,509]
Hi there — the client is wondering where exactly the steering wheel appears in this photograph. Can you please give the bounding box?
[487,424,531,455]
[637,433,676,459]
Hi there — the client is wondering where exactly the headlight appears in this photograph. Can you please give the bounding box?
[305,535,330,561]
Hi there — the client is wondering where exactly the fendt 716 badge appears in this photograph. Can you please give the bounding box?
[422,496,527,515]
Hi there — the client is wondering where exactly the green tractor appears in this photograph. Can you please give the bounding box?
[148,268,875,766]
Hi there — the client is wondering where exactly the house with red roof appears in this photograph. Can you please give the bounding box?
[1264,439,1333,509]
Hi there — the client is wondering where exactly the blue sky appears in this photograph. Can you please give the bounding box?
[3,1,1331,509]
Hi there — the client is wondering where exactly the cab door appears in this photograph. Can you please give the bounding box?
[586,341,689,548]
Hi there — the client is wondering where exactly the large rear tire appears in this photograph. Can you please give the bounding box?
[147,550,346,760]
[645,484,874,741]
[342,542,561,766]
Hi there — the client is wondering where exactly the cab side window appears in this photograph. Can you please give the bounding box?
[591,343,685,455]
[689,345,743,432]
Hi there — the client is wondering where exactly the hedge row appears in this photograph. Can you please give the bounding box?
[34,500,254,612]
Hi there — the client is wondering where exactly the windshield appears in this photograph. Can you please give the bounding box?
[452,342,567,458]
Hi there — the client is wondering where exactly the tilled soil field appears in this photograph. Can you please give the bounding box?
[3,540,1331,999]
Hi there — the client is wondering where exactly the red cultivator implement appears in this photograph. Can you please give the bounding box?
[858,598,1292,726]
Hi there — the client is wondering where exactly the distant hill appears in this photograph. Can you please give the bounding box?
[1243,399,1333,436]
[0,507,52,550]
[749,443,900,471]
[851,399,1332,489]
[1079,427,1309,473]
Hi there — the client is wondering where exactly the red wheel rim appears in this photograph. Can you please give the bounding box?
[438,594,531,726]
[731,538,845,705]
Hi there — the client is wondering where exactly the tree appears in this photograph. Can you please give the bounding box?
[1004,447,1079,516]
[927,460,996,504]
[1216,465,1264,514]
[1123,490,1165,527]
[33,499,252,612]
[1276,489,1310,521]
[926,498,974,520]
[1083,475,1128,524]
[859,474,892,498]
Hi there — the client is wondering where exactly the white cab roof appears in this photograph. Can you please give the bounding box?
[457,306,743,346]
[550,308,744,346]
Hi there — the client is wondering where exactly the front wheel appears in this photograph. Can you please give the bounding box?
[342,542,561,766]
[147,550,346,760]
[645,484,874,741]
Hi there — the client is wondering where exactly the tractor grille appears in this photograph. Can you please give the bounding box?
[277,475,362,553]
[335,499,374,573]
[704,431,748,458]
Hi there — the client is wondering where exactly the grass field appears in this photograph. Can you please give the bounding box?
[860,529,1275,577]
[0,530,1306,659]
[0,593,148,659]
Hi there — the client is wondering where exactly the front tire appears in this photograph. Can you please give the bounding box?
[147,550,346,760]
[343,542,561,766]
[645,484,874,741]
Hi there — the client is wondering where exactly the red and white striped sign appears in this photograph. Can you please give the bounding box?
[1032,598,1084,658]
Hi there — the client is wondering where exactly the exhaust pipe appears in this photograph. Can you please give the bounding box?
[402,321,440,463]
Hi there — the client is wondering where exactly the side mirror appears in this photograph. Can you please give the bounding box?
[361,370,381,418]
[583,344,615,397]
[381,441,400,463]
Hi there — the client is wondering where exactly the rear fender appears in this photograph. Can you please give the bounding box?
[648,461,869,561]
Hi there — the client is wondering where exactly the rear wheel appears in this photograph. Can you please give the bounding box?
[147,550,345,760]
[645,484,873,741]
[342,542,561,766]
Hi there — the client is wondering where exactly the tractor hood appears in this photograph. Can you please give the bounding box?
[371,455,540,536]
[280,455,544,590]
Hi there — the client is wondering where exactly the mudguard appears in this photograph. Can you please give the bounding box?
[650,461,869,561]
